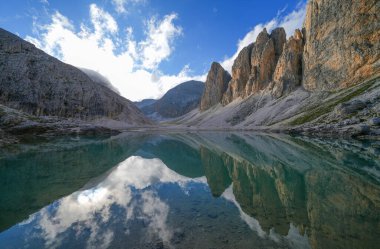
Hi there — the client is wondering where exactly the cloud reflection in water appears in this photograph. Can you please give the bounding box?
[33,156,206,249]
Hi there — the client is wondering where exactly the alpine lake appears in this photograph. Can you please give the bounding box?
[0,132,379,249]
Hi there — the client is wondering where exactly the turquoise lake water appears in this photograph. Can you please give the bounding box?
[0,132,379,249]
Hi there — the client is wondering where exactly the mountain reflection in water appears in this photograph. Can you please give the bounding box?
[0,132,379,249]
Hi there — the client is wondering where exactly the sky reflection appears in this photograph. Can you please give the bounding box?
[16,156,206,249]
[0,132,379,249]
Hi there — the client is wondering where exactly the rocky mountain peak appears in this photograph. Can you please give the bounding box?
[256,28,270,44]
[208,0,379,108]
[271,29,304,97]
[201,62,231,111]
[270,27,287,60]
[0,28,151,126]
[222,27,287,105]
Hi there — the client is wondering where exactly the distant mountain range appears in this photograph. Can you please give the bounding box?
[135,80,204,120]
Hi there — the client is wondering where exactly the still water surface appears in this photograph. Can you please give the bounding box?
[0,132,379,249]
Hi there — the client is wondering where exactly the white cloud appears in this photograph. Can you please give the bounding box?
[111,0,146,14]
[139,13,182,70]
[40,0,49,5]
[112,0,128,13]
[26,4,202,101]
[89,4,118,35]
[221,2,307,72]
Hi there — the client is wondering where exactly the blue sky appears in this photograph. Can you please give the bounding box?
[0,0,306,101]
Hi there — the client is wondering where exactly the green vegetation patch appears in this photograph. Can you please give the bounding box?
[290,78,378,126]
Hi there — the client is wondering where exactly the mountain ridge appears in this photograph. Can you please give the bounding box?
[136,80,204,121]
[0,27,152,144]
[0,27,150,125]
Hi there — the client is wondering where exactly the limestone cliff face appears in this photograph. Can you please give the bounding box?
[247,28,279,94]
[302,0,380,90]
[213,0,379,107]
[222,28,288,105]
[200,62,231,111]
[222,44,253,104]
[0,28,151,125]
[271,29,304,98]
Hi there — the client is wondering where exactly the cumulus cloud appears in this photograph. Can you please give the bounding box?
[26,4,203,101]
[139,13,182,70]
[221,2,307,72]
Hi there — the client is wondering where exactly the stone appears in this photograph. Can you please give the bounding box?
[200,63,231,111]
[222,44,253,105]
[247,29,275,94]
[271,29,304,98]
[302,0,380,91]
[368,117,380,126]
[223,28,286,105]
[251,38,276,93]
[352,124,370,135]
[270,27,287,61]
[335,100,367,115]
[0,28,151,126]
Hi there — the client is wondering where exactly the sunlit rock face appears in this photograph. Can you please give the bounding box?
[213,0,379,108]
[247,28,277,94]
[222,27,294,104]
[302,0,380,90]
[271,29,304,97]
[222,44,254,104]
[200,62,231,111]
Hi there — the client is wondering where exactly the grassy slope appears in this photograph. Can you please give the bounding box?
[288,77,379,126]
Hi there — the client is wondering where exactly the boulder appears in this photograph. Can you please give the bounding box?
[335,100,367,116]
[368,117,380,126]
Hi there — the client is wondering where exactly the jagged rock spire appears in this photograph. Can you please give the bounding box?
[200,62,231,111]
